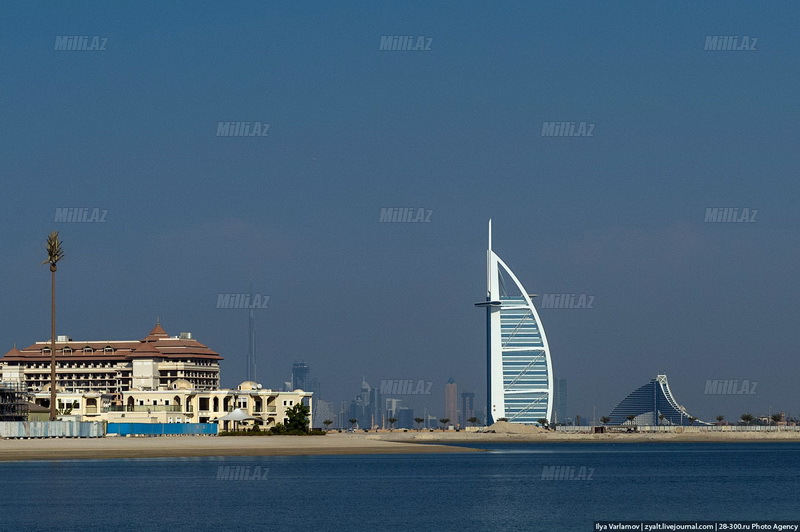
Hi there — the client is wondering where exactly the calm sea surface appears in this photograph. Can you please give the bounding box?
[1,442,799,531]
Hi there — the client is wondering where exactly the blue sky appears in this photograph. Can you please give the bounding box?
[1,2,798,423]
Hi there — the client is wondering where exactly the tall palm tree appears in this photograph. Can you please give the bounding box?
[414,417,424,431]
[467,416,479,427]
[716,415,724,425]
[439,418,450,431]
[42,231,64,421]
[387,417,397,431]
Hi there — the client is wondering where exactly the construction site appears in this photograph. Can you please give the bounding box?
[0,381,28,422]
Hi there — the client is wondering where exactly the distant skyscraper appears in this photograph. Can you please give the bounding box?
[348,378,374,429]
[292,362,309,391]
[460,392,476,427]
[370,385,382,428]
[554,378,567,424]
[445,378,458,426]
[396,407,414,429]
[313,399,335,430]
[475,220,554,424]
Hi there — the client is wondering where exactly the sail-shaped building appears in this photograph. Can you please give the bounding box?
[475,221,554,425]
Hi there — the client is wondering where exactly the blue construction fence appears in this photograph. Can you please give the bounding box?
[107,423,218,436]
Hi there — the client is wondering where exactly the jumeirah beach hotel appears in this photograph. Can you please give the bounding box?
[475,221,554,425]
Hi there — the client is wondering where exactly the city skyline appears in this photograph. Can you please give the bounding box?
[2,3,798,424]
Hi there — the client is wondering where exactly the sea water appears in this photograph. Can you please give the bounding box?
[1,442,798,531]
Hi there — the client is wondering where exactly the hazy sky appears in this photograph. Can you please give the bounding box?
[2,2,798,423]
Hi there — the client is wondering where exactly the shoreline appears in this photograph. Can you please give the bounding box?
[2,430,799,462]
[373,430,800,444]
[0,434,480,462]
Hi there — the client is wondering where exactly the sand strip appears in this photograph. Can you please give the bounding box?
[0,434,479,462]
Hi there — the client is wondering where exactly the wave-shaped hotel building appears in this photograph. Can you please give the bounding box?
[606,374,708,426]
[476,221,554,425]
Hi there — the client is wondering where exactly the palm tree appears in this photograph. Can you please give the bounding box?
[348,418,358,430]
[42,231,64,421]
[716,415,724,425]
[439,418,450,431]
[771,413,783,425]
[537,418,549,430]
[688,416,697,425]
[323,419,333,431]
[740,413,754,425]
[414,417,424,431]
[600,416,610,425]
[387,417,397,431]
[467,416,479,427]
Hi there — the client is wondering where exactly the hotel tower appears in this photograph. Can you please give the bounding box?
[475,221,554,425]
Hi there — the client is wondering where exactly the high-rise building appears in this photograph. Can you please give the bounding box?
[554,378,567,424]
[348,378,375,429]
[396,406,414,429]
[313,398,335,430]
[370,385,382,428]
[445,378,458,427]
[460,392,476,427]
[475,220,554,425]
[291,362,310,391]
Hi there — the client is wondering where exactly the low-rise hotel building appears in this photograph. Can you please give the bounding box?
[0,324,312,429]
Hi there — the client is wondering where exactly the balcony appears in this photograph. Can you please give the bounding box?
[104,405,183,413]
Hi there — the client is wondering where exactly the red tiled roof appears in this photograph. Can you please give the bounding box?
[0,323,223,362]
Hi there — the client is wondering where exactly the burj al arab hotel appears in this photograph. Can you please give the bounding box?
[475,221,554,425]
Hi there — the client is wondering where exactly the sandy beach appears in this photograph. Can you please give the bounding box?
[0,433,482,462]
[3,429,800,462]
